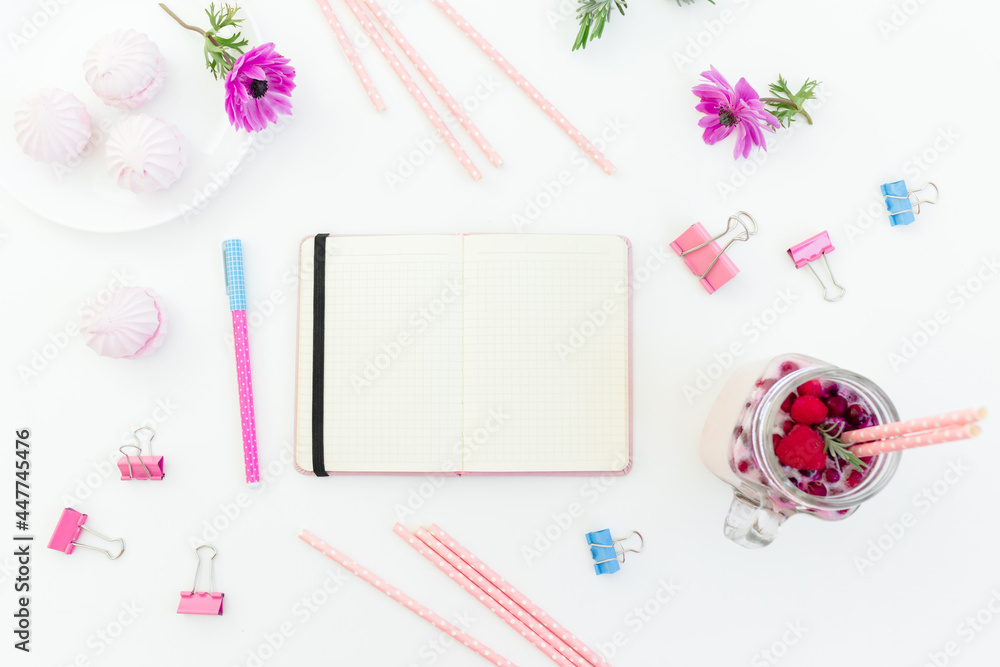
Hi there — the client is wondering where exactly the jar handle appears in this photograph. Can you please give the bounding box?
[723,491,787,548]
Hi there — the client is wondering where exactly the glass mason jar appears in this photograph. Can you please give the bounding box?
[699,353,901,548]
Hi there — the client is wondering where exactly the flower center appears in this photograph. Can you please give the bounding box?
[248,79,269,99]
[719,107,739,127]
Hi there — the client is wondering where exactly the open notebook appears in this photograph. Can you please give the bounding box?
[294,234,632,475]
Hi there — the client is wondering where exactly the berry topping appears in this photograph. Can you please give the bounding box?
[846,470,864,488]
[782,420,794,435]
[755,378,776,391]
[796,379,823,397]
[791,395,829,425]
[825,395,848,418]
[779,361,800,375]
[824,468,841,483]
[846,404,869,428]
[805,481,828,496]
[773,433,782,447]
[775,425,827,470]
[737,460,750,474]
[780,393,796,412]
[822,382,839,397]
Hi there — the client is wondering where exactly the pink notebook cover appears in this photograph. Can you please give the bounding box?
[293,233,633,477]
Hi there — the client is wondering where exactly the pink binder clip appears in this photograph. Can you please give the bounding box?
[178,545,224,616]
[787,231,846,302]
[47,508,125,560]
[670,211,758,294]
[118,427,164,481]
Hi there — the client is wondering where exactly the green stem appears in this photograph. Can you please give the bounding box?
[760,97,813,125]
[159,3,233,67]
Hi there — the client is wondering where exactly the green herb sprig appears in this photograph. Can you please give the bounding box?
[818,421,868,471]
[160,3,249,79]
[573,0,715,51]
[762,75,820,127]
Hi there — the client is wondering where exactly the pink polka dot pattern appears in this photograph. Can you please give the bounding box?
[849,424,981,457]
[365,0,502,168]
[840,407,986,444]
[299,531,514,666]
[342,0,482,180]
[232,310,259,484]
[427,524,608,666]
[396,525,593,667]
[429,0,616,176]
[314,0,386,112]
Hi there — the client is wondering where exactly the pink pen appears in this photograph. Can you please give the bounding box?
[224,240,260,485]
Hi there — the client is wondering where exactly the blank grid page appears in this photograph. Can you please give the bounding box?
[295,235,464,473]
[462,235,630,472]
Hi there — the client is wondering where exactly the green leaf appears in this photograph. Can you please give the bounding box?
[818,423,869,471]
[573,0,714,51]
[764,75,820,127]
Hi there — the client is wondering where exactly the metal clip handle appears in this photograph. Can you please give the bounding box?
[678,212,758,280]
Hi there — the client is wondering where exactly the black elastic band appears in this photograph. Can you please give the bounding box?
[311,234,329,476]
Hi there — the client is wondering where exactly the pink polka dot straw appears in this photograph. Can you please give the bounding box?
[427,524,608,667]
[840,407,987,444]
[341,0,483,180]
[849,424,982,457]
[396,525,598,667]
[314,0,386,111]
[299,531,517,667]
[364,0,502,168]
[429,0,617,175]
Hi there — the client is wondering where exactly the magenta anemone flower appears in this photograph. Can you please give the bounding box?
[693,66,779,160]
[224,43,296,133]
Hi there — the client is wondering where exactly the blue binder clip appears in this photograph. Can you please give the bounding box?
[585,530,643,575]
[880,180,938,226]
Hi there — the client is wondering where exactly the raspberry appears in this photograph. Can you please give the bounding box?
[780,393,795,412]
[846,470,864,488]
[791,396,829,425]
[796,379,823,397]
[825,395,848,418]
[775,425,827,470]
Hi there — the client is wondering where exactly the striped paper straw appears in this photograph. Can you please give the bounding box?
[299,531,515,667]
[428,0,616,175]
[850,424,981,457]
[396,526,592,667]
[342,0,482,180]
[314,0,386,111]
[364,0,502,167]
[428,524,608,667]
[841,407,987,444]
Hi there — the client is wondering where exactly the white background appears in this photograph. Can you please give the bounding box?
[2,0,1000,666]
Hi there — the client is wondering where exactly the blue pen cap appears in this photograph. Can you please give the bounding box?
[223,239,247,311]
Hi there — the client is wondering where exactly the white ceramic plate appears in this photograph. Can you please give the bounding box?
[0,0,260,232]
